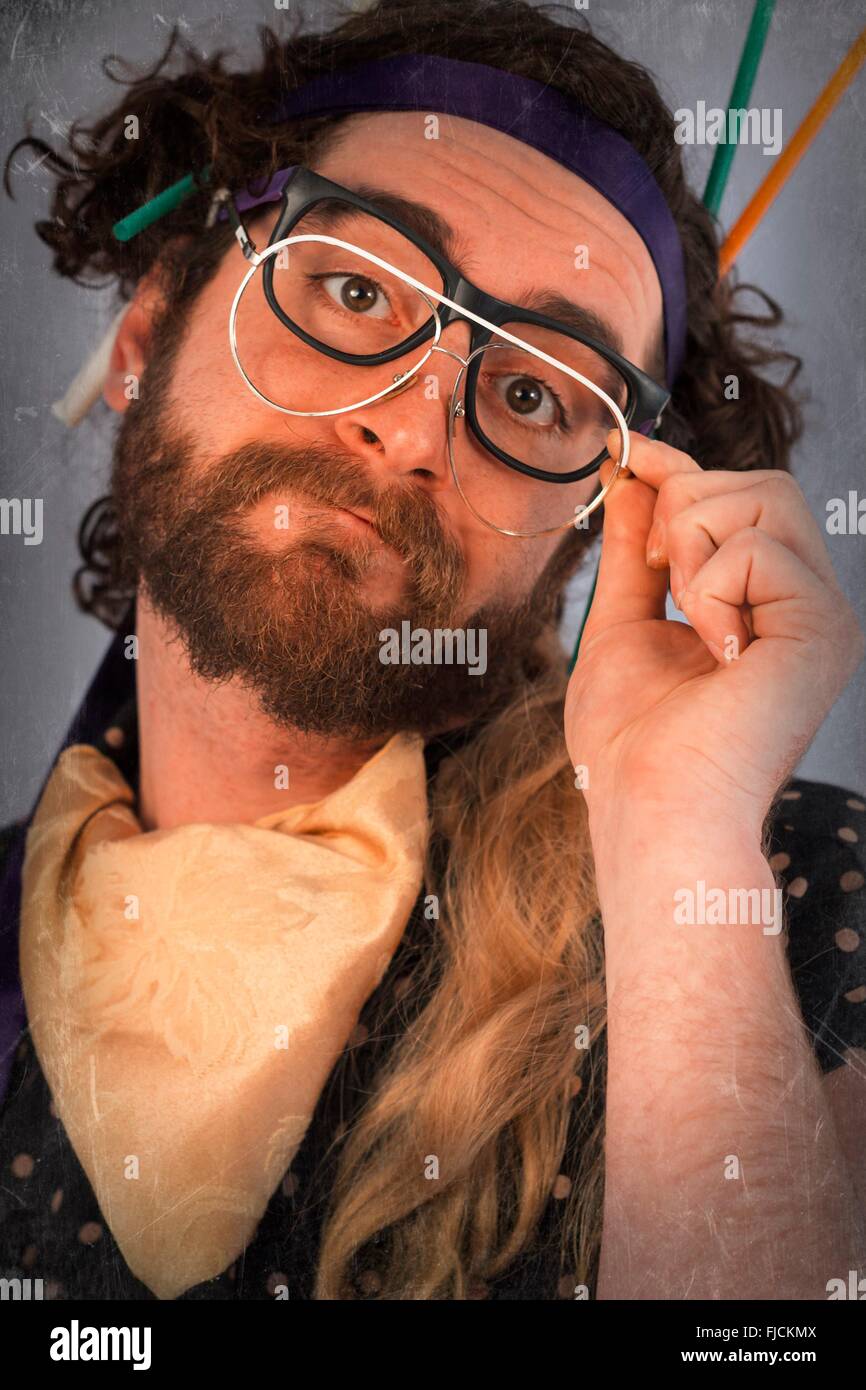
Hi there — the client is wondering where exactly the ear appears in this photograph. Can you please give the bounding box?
[103,272,169,414]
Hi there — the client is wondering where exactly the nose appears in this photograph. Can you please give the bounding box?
[331,321,472,490]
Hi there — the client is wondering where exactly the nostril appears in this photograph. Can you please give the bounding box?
[360,426,380,446]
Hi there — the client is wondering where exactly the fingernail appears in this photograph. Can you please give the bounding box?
[606,427,623,461]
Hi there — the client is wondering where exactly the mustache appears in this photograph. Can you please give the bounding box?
[189,438,466,612]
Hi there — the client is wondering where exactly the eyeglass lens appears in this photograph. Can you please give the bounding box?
[232,201,629,533]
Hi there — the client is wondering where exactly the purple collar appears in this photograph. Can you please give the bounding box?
[234,53,687,386]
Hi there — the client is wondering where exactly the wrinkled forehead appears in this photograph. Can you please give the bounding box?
[308,109,664,372]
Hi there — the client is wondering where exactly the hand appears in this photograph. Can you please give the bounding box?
[565,431,864,845]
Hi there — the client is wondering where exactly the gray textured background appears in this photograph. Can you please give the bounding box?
[1,0,864,824]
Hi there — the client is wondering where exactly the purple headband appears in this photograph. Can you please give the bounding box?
[232,53,687,387]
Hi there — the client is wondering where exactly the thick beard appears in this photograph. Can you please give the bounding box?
[109,331,576,740]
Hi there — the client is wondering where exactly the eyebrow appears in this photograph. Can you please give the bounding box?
[303,183,469,266]
[511,289,625,361]
[302,183,633,367]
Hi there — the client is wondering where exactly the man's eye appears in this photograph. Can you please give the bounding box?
[491,373,560,426]
[318,273,392,318]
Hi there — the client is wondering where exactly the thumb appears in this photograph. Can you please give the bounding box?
[580,430,669,646]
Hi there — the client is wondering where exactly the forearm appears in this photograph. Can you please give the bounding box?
[590,811,866,1300]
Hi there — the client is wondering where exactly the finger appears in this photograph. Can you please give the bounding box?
[679,526,834,663]
[664,482,840,606]
[580,435,669,645]
[608,429,703,496]
[647,470,839,591]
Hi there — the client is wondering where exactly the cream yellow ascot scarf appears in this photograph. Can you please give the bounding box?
[19,733,429,1300]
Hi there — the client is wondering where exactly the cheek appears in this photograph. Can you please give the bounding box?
[458,528,555,614]
[451,423,602,535]
[160,258,281,454]
[164,318,293,461]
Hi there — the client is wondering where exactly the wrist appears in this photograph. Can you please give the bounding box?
[588,820,783,1002]
[585,790,768,872]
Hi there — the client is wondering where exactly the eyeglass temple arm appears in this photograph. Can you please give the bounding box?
[113,171,258,260]
[205,188,257,260]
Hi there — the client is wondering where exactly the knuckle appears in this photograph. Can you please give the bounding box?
[665,509,690,545]
[728,524,764,550]
[762,471,801,501]
[656,473,694,518]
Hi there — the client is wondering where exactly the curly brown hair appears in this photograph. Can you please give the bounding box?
[5,0,803,631]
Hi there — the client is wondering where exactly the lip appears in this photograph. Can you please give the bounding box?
[333,505,378,536]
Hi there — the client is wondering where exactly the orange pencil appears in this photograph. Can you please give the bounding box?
[719,23,866,276]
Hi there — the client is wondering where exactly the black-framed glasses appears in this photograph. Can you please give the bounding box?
[216,166,671,537]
